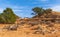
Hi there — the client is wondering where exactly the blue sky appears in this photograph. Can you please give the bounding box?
[0,0,60,18]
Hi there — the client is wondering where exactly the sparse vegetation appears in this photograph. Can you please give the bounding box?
[3,24,18,30]
[0,8,18,24]
[32,7,52,18]
[0,7,59,37]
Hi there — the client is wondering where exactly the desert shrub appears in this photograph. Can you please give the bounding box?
[51,20,55,22]
[45,15,49,18]
[44,21,54,27]
[20,21,26,24]
[55,20,60,23]
[31,26,41,30]
[28,21,39,26]
[3,25,18,30]
[9,25,18,30]
[33,30,45,35]
[45,21,51,24]
[40,20,48,24]
[45,8,52,14]
[58,16,60,18]
[31,26,45,34]
[48,23,54,27]
[3,25,10,29]
[50,15,57,18]
[33,30,41,34]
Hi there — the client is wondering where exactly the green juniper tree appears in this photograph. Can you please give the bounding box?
[32,7,45,16]
[0,8,18,24]
[32,7,52,18]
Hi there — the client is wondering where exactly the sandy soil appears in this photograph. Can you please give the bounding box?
[0,24,60,37]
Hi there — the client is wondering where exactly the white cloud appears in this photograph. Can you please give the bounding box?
[0,8,4,13]
[0,4,26,13]
[13,9,23,12]
[0,7,23,13]
[51,5,60,12]
[32,0,49,4]
[40,0,48,2]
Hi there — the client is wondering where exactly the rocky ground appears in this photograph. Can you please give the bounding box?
[0,17,60,37]
[0,22,60,37]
